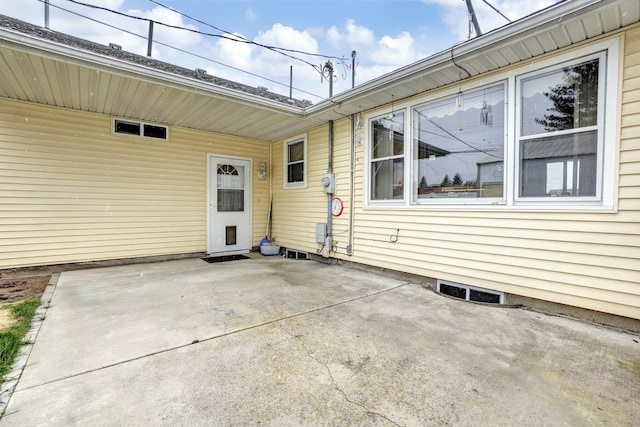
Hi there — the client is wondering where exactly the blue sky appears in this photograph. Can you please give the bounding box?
[2,0,558,102]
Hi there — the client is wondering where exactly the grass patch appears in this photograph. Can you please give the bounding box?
[0,298,41,379]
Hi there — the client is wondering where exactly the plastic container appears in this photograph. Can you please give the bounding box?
[260,243,280,256]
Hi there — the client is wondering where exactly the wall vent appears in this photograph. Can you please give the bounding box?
[285,248,308,260]
[437,280,504,304]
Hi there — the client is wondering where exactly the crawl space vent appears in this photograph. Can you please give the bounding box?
[437,280,504,304]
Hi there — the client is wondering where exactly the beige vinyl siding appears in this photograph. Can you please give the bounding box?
[0,98,269,268]
[272,30,640,320]
[271,126,329,251]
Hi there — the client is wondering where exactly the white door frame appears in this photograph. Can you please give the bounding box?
[207,154,252,255]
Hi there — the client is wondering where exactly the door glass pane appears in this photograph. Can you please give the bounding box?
[217,164,245,212]
[521,58,599,136]
[413,84,505,200]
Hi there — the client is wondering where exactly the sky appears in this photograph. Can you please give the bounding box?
[1,0,558,103]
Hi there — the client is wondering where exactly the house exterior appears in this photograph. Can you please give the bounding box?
[1,0,639,322]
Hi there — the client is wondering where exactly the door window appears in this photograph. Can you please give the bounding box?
[217,164,244,212]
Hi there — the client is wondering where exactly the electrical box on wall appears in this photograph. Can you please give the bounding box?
[315,223,326,244]
[321,173,335,194]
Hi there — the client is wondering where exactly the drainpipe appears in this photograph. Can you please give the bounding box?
[346,115,356,255]
[326,120,334,253]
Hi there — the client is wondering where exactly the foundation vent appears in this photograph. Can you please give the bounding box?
[437,280,504,304]
[285,248,308,260]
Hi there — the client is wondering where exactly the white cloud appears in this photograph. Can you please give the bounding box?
[327,19,376,49]
[423,0,558,41]
[245,7,257,22]
[371,31,421,66]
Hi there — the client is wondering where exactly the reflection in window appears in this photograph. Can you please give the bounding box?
[217,164,244,212]
[413,84,505,201]
[520,132,597,197]
[370,112,404,200]
[519,57,600,198]
[286,139,305,185]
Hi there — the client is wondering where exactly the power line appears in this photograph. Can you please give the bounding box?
[480,0,511,23]
[36,0,327,100]
[63,0,348,74]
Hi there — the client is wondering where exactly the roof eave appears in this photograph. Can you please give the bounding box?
[0,25,304,117]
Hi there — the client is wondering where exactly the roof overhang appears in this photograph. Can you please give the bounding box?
[0,0,638,142]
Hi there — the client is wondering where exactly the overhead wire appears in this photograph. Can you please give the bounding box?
[37,0,328,100]
[480,0,511,23]
[64,0,349,75]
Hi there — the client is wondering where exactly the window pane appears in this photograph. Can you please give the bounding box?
[521,58,599,136]
[217,165,244,189]
[372,112,404,159]
[143,124,167,139]
[114,120,140,135]
[371,158,404,200]
[218,189,244,212]
[414,84,505,200]
[520,131,597,197]
[288,162,304,183]
[288,141,304,162]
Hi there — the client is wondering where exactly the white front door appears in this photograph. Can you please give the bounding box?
[208,155,251,255]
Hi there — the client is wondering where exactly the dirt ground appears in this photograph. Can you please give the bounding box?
[0,276,49,329]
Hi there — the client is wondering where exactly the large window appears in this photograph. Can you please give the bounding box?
[370,112,405,200]
[284,135,306,188]
[413,84,505,203]
[366,40,616,210]
[517,55,603,200]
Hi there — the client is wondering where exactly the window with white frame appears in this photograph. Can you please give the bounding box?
[517,53,603,201]
[366,40,616,209]
[370,111,405,200]
[413,83,505,203]
[113,118,168,140]
[285,135,306,187]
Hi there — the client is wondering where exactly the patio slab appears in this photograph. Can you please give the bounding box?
[2,256,639,426]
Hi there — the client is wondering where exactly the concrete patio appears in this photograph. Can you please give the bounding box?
[2,255,639,426]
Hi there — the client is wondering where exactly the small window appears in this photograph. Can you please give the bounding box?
[284,135,307,187]
[437,280,504,304]
[113,118,168,140]
[114,120,140,136]
[143,124,168,139]
[370,111,405,201]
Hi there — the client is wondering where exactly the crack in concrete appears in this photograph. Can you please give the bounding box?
[277,323,403,427]
[17,282,412,392]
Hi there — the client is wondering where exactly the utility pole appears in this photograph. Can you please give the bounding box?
[44,0,50,29]
[465,0,482,37]
[147,21,154,57]
[351,50,356,88]
[323,61,334,98]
